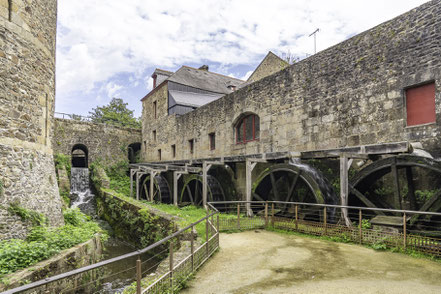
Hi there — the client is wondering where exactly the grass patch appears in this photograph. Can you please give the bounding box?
[0,208,106,277]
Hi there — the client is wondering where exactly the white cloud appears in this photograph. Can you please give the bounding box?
[104,82,123,98]
[56,0,430,113]
[241,71,254,81]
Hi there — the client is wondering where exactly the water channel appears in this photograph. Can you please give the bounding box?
[70,168,160,293]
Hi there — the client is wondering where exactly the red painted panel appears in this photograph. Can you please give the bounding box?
[406,83,436,126]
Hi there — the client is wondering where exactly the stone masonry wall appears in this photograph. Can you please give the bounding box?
[142,1,441,162]
[53,118,142,166]
[0,0,64,239]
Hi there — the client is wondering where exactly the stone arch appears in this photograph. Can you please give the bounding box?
[71,144,88,168]
[128,142,141,163]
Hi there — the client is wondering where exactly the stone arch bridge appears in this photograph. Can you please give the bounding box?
[53,118,142,167]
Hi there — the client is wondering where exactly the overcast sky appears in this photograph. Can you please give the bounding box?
[55,0,429,118]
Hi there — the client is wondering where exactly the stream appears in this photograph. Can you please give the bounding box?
[70,167,160,293]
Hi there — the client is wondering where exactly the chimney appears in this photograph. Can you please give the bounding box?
[152,74,157,88]
[199,65,209,71]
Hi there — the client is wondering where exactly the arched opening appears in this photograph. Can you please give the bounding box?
[234,113,260,144]
[71,144,88,168]
[128,142,141,163]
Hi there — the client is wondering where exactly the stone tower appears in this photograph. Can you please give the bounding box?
[0,0,64,239]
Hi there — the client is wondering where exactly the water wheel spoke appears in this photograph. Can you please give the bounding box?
[285,171,300,202]
[391,162,402,210]
[186,185,194,204]
[195,180,199,202]
[406,167,418,210]
[410,190,441,225]
[253,192,264,201]
[143,183,148,200]
[270,172,281,201]
[349,184,385,216]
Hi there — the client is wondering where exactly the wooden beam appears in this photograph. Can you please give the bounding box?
[340,155,351,226]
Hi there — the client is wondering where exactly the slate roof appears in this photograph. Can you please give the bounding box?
[169,90,223,108]
[167,66,244,94]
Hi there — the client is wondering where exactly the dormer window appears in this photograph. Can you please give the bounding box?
[235,114,260,144]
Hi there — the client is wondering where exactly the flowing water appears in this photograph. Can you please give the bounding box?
[69,167,160,293]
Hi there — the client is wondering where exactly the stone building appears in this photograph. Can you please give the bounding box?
[134,0,441,213]
[0,0,63,239]
[141,0,441,162]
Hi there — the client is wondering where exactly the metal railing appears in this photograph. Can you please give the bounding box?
[54,112,92,121]
[1,207,220,294]
[209,201,441,258]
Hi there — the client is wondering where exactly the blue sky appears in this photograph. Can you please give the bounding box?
[55,0,429,118]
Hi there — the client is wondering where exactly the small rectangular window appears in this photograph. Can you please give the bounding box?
[406,82,436,126]
[209,133,215,150]
[158,149,161,161]
[189,139,194,154]
[143,140,146,152]
[153,101,157,119]
[153,130,156,142]
[171,144,176,158]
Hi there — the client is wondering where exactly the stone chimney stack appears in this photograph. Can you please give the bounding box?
[199,65,209,71]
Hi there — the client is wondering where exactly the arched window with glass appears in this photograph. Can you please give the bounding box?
[235,114,260,144]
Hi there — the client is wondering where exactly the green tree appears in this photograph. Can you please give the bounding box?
[89,98,141,128]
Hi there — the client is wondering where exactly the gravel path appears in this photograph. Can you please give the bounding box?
[181,230,441,294]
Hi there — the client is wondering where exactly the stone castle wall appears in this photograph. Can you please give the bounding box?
[142,1,441,162]
[53,118,142,166]
[0,0,64,239]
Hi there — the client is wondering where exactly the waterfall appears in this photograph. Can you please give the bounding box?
[70,167,96,217]
[288,158,338,221]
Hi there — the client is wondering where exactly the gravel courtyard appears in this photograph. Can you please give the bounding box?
[181,230,441,294]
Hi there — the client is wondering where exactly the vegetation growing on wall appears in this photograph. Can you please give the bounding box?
[7,204,47,227]
[54,153,71,178]
[89,98,141,129]
[0,208,105,277]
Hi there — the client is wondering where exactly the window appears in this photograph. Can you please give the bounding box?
[171,144,176,158]
[235,114,260,143]
[153,101,157,119]
[153,130,156,142]
[158,149,161,160]
[143,140,146,152]
[406,82,436,126]
[189,139,194,154]
[209,133,215,150]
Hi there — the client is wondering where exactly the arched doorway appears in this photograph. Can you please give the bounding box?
[71,144,88,168]
[128,142,141,164]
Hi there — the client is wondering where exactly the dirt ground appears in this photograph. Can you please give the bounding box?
[181,230,441,294]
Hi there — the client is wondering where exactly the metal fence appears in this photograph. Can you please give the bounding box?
[55,112,92,121]
[1,208,219,294]
[209,201,441,258]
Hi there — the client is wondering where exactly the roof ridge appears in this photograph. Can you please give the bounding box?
[180,65,244,82]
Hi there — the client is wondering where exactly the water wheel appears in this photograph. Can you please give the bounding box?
[180,174,226,206]
[139,174,171,203]
[252,163,338,222]
[349,155,441,234]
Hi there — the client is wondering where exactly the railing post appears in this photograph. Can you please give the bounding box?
[264,201,268,228]
[295,205,298,231]
[359,209,362,244]
[191,226,195,272]
[237,203,240,230]
[211,213,214,235]
[323,207,327,236]
[403,212,407,251]
[271,202,275,227]
[216,214,220,246]
[170,240,174,293]
[206,213,209,257]
[136,255,141,294]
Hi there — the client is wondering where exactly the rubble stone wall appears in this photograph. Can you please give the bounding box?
[0,0,64,239]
